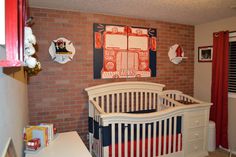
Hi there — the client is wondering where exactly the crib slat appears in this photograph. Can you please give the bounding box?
[101,96,104,111]
[168,117,172,154]
[156,93,159,108]
[158,121,161,156]
[147,124,151,157]
[178,133,181,151]
[102,147,109,157]
[137,124,140,157]
[118,123,122,157]
[149,93,152,110]
[122,93,125,112]
[163,119,167,155]
[140,92,143,110]
[117,93,120,113]
[96,96,99,107]
[165,99,168,107]
[131,92,134,112]
[112,94,114,113]
[145,92,148,110]
[126,93,129,112]
[99,126,102,157]
[107,95,110,113]
[136,92,138,111]
[142,124,145,157]
[112,124,115,157]
[124,124,128,157]
[155,94,158,111]
[150,93,153,110]
[153,122,157,157]
[173,116,177,152]
[131,124,134,157]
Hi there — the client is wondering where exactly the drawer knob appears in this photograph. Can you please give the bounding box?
[194,146,198,150]
[194,133,199,138]
[195,120,200,125]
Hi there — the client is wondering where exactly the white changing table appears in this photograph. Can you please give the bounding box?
[25,131,92,157]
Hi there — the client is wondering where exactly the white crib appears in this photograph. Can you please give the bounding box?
[85,82,212,157]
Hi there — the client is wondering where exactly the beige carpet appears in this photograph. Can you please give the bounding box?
[208,149,236,157]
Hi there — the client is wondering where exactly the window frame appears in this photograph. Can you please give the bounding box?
[229,32,236,97]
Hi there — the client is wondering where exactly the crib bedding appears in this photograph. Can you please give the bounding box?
[108,134,182,157]
[103,118,182,157]
[90,112,182,157]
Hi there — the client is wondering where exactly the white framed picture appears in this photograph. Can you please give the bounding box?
[198,46,213,62]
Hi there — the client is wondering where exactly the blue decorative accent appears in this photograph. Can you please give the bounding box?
[150,50,157,77]
[94,120,99,139]
[102,125,111,147]
[177,116,182,134]
[88,117,93,133]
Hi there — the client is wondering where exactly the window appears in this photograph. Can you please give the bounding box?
[229,32,236,93]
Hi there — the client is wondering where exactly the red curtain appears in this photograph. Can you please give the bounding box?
[210,31,229,148]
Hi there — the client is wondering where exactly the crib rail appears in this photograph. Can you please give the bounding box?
[100,110,184,157]
[159,95,182,109]
[85,82,165,114]
[92,90,162,113]
[161,90,183,100]
[161,90,202,105]
[178,93,202,104]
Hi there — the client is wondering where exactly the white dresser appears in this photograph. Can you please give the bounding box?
[25,131,92,157]
[184,108,210,157]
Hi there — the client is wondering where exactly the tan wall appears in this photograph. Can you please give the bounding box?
[0,47,29,157]
[194,16,236,149]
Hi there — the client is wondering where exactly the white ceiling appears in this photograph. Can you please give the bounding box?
[29,0,236,25]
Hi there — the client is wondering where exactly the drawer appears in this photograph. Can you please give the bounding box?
[188,110,206,117]
[188,127,204,141]
[188,116,205,128]
[186,140,204,154]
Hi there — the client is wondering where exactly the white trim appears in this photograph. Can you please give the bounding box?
[228,92,236,99]
[1,138,11,157]
[229,32,236,42]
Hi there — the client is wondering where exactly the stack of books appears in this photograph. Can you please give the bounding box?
[24,123,56,152]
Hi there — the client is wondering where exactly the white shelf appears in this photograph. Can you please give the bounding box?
[25,131,92,157]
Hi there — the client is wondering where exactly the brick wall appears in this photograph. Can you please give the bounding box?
[28,8,194,143]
